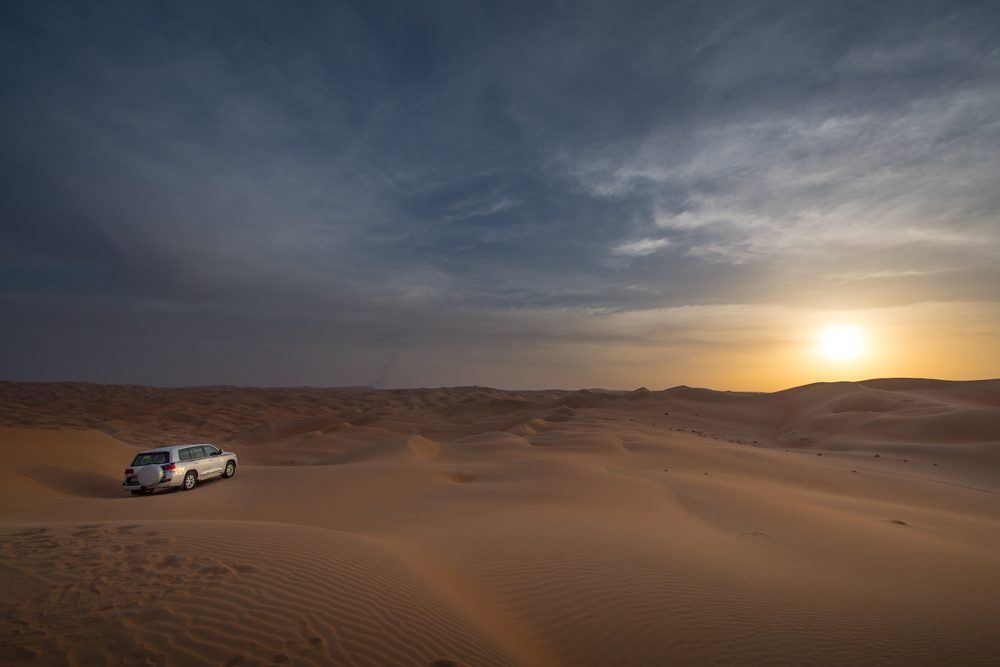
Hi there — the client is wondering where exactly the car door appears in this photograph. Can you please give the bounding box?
[178,446,197,476]
[188,445,210,478]
[200,445,224,477]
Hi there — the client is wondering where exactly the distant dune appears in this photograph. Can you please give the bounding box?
[2,379,999,666]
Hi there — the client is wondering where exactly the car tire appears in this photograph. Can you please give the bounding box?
[222,461,236,479]
[182,471,197,491]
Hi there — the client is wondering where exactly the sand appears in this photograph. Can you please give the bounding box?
[1,379,999,666]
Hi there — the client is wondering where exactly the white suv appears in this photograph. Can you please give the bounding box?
[122,444,238,495]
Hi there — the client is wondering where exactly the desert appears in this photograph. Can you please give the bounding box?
[2,378,999,666]
[4,4,1000,664]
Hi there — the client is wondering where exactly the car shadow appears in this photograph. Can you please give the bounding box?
[19,466,125,499]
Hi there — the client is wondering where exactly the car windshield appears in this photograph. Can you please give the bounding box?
[131,451,169,466]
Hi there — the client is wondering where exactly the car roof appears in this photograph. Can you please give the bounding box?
[136,444,216,454]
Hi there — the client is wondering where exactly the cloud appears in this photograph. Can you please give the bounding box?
[571,80,1000,294]
[613,238,672,257]
[444,193,521,221]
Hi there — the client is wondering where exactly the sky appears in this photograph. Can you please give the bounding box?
[2,0,999,390]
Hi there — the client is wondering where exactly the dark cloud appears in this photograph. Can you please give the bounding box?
[1,1,998,386]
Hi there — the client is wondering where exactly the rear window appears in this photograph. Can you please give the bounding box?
[131,451,170,466]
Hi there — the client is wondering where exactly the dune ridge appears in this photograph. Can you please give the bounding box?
[1,378,999,666]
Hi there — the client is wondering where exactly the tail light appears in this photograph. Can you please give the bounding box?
[162,463,176,472]
[125,468,134,475]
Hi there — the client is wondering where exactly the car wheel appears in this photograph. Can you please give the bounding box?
[182,471,197,491]
[141,488,155,495]
[222,461,236,479]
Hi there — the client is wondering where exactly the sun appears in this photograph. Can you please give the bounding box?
[820,326,865,361]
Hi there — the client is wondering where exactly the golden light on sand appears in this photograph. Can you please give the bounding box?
[819,325,865,361]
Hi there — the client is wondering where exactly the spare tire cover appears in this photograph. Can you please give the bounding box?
[137,465,163,487]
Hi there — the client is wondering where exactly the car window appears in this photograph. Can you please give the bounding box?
[196,446,211,458]
[179,448,192,461]
[131,451,169,466]
[206,446,220,456]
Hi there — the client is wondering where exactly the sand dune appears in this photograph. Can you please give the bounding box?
[1,379,999,665]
